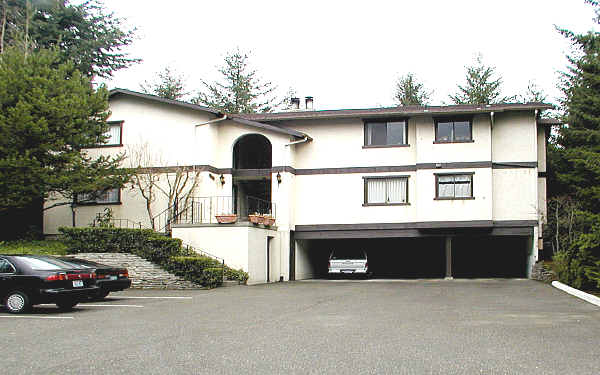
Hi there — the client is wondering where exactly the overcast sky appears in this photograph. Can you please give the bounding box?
[101,0,597,110]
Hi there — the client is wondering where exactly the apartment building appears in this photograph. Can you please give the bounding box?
[44,89,552,283]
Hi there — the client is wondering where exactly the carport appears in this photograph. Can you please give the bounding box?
[291,223,534,280]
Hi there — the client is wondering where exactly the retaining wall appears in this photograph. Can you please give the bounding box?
[64,253,199,289]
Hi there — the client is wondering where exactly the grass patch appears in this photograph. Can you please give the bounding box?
[0,240,68,255]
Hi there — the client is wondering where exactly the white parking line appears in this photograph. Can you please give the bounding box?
[113,296,192,299]
[0,315,74,319]
[81,304,144,308]
[39,303,144,308]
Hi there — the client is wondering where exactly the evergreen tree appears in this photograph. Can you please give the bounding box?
[0,0,138,77]
[140,66,188,101]
[549,0,600,288]
[193,48,282,113]
[449,54,513,104]
[393,73,431,106]
[0,47,130,212]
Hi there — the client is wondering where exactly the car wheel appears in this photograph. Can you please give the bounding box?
[5,291,31,314]
[56,299,78,311]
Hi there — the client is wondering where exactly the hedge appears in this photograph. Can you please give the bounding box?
[225,266,249,284]
[58,227,231,288]
[167,256,223,285]
[201,268,224,289]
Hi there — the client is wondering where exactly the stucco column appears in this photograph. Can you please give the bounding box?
[445,236,453,280]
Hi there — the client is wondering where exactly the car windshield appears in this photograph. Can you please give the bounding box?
[331,250,366,260]
[16,256,80,271]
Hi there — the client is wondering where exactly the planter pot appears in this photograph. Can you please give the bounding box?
[263,217,276,226]
[248,214,264,224]
[215,214,238,224]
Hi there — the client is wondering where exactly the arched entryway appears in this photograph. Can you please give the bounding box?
[232,134,272,218]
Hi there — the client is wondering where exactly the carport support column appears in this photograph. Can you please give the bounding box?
[445,236,453,280]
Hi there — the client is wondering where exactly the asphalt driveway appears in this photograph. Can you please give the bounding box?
[2,279,599,374]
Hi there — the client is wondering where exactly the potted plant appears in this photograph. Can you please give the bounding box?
[215,213,238,224]
[248,213,264,224]
[263,215,275,226]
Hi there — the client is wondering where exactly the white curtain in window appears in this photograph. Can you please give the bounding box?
[104,125,121,145]
[367,179,386,204]
[454,175,472,197]
[387,178,407,203]
[438,175,455,197]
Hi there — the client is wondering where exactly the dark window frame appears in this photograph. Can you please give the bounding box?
[75,188,122,206]
[363,118,410,148]
[86,120,124,148]
[434,172,475,200]
[433,117,473,143]
[363,175,411,206]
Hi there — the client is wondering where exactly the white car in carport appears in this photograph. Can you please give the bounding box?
[328,249,369,276]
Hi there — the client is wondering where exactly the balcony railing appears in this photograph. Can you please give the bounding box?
[152,195,276,231]
[246,196,276,218]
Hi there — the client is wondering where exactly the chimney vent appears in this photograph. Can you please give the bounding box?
[305,96,314,110]
[290,97,300,110]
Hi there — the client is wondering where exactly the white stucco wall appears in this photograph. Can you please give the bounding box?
[492,169,539,221]
[287,118,417,169]
[294,172,417,225]
[295,239,318,279]
[416,114,492,164]
[416,168,493,223]
[171,224,284,285]
[492,111,537,162]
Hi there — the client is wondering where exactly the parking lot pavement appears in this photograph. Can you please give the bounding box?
[2,280,600,374]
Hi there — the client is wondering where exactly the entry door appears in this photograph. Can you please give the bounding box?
[266,236,273,282]
[289,231,295,281]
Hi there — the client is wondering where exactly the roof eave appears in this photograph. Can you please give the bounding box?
[108,88,222,116]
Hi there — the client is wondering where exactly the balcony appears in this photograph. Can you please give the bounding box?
[155,196,276,233]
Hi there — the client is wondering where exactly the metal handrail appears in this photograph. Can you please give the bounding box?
[92,217,144,229]
[245,196,276,219]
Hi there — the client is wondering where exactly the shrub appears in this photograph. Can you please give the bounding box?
[167,256,222,285]
[225,266,249,284]
[58,227,228,288]
[201,267,224,289]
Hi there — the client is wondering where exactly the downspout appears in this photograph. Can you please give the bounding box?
[195,114,227,127]
[285,135,311,147]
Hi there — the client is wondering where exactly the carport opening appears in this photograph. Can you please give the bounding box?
[297,238,446,279]
[451,236,528,278]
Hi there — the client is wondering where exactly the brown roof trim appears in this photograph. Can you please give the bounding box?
[238,102,554,122]
[229,117,307,139]
[537,118,563,126]
[109,88,221,116]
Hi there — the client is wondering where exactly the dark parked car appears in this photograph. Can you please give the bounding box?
[59,258,131,300]
[0,255,98,313]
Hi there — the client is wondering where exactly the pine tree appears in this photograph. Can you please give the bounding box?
[193,48,282,114]
[393,73,431,106]
[140,66,188,101]
[0,47,130,212]
[449,54,513,104]
[0,0,139,77]
[549,0,600,289]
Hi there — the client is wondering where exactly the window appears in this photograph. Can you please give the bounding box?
[434,118,472,142]
[98,121,123,146]
[435,173,474,199]
[76,188,120,205]
[364,176,409,206]
[364,119,408,147]
[0,259,15,273]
